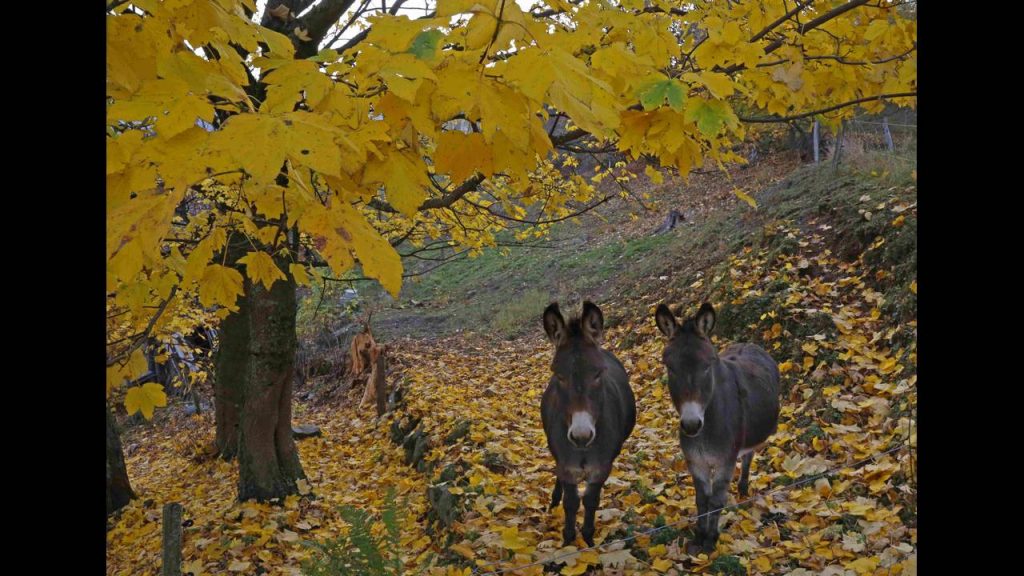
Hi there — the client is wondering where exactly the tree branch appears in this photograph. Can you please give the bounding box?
[324,0,372,49]
[551,128,589,147]
[366,173,487,214]
[755,44,916,69]
[749,0,815,42]
[763,0,869,55]
[106,286,179,367]
[723,0,870,74]
[324,249,471,281]
[292,0,360,57]
[463,194,616,226]
[334,8,436,54]
[738,92,916,123]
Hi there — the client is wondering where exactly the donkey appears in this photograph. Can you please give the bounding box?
[654,302,780,554]
[541,301,636,547]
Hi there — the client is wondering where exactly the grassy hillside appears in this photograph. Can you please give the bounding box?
[335,144,916,348]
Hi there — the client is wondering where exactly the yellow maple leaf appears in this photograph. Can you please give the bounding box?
[734,188,758,209]
[501,526,530,551]
[124,383,167,420]
[645,164,664,184]
[434,132,493,183]
[846,556,880,574]
[362,152,428,217]
[239,251,286,289]
[695,71,736,98]
[449,543,475,558]
[864,19,889,41]
[198,265,245,310]
[290,263,311,287]
[651,557,674,572]
[560,562,588,576]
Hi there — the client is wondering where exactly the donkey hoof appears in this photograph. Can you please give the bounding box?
[685,540,704,556]
[582,533,595,547]
[738,484,749,497]
[701,537,719,554]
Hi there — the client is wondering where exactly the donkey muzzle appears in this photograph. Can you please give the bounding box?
[679,402,704,437]
[568,411,596,448]
[680,417,704,437]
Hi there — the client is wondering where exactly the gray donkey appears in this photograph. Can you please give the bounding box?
[542,302,636,546]
[654,302,780,554]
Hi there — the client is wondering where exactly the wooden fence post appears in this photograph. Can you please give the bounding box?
[374,348,387,417]
[162,502,182,576]
[882,117,895,152]
[812,120,820,163]
[832,121,845,173]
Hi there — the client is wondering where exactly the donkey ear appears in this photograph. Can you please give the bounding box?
[695,302,716,337]
[581,301,604,345]
[654,304,678,338]
[543,303,567,346]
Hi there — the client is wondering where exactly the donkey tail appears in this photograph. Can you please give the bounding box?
[549,479,563,510]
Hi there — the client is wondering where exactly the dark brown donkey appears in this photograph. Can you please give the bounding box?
[654,303,780,554]
[541,302,636,546]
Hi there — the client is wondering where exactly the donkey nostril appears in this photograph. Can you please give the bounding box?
[569,429,594,446]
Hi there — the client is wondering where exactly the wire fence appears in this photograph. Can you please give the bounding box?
[471,441,912,575]
[848,119,917,128]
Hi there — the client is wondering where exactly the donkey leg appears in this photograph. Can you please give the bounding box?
[550,479,563,510]
[581,481,604,547]
[738,453,754,497]
[702,470,733,553]
[687,476,710,556]
[561,482,581,546]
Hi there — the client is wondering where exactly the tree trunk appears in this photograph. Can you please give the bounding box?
[214,290,247,461]
[214,238,249,461]
[237,266,306,501]
[106,403,135,515]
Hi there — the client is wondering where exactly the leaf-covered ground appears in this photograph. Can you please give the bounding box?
[107,160,917,576]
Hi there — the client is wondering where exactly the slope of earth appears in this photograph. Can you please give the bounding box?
[106,150,917,576]
[361,151,801,342]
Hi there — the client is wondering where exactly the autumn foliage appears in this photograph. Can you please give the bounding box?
[106,0,916,397]
[106,0,916,573]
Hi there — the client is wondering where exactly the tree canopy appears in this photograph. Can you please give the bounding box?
[105,0,916,414]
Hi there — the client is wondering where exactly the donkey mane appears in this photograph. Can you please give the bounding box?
[562,315,586,339]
